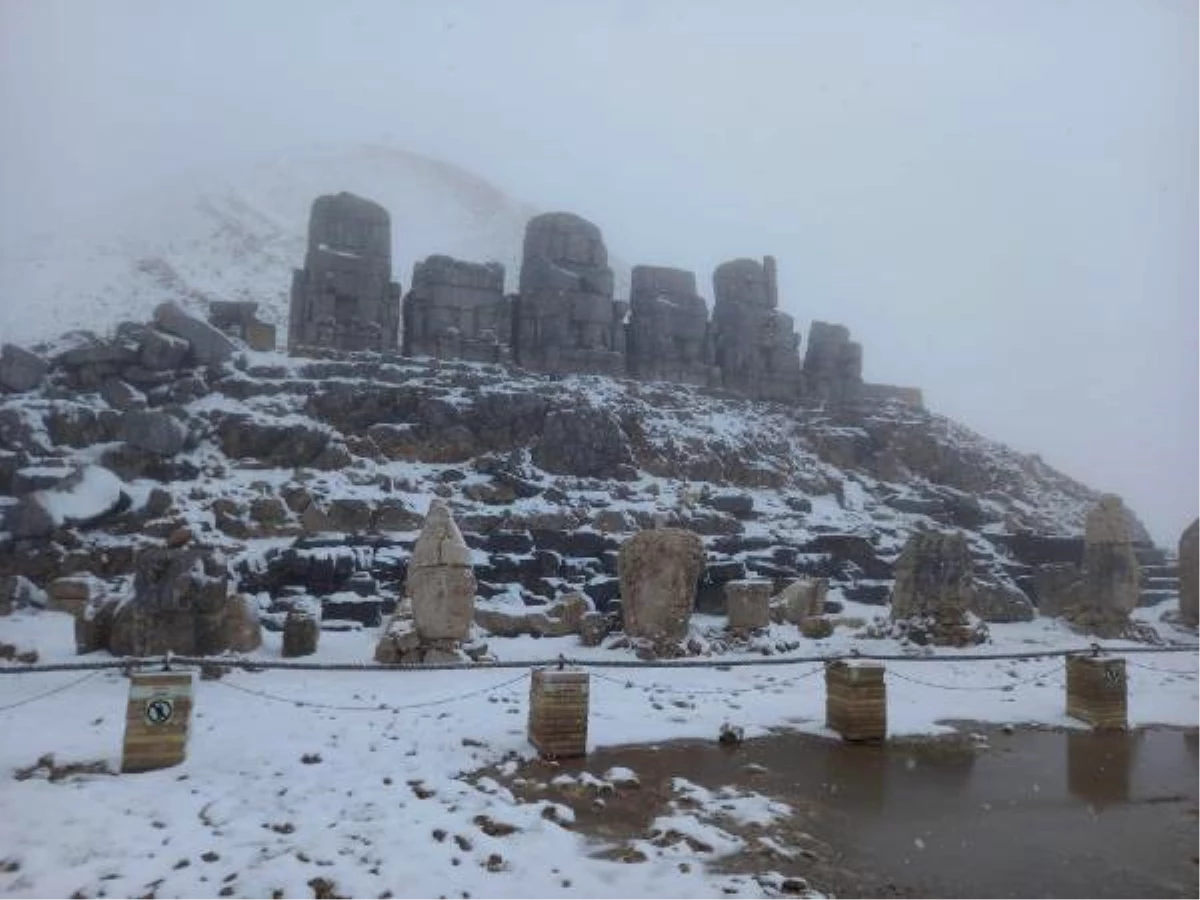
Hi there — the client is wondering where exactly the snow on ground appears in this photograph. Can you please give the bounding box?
[0,603,1195,899]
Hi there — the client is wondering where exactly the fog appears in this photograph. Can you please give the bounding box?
[1,0,1196,544]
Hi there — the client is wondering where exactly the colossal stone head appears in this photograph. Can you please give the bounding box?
[306,192,392,266]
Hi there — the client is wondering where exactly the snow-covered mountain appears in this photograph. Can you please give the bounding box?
[0,144,589,347]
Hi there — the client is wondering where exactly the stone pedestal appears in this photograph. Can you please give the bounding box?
[122,671,193,773]
[825,661,886,741]
[1066,655,1127,730]
[528,668,589,759]
[725,580,771,631]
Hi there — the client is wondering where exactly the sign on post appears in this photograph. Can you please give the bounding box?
[121,671,194,773]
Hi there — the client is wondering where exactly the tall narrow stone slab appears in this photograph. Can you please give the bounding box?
[408,500,476,642]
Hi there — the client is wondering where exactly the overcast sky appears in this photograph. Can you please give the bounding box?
[1,0,1196,544]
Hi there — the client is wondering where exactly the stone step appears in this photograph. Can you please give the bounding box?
[1141,565,1179,580]
[1138,589,1178,608]
[1142,576,1180,591]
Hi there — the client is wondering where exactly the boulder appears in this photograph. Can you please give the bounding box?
[282,601,320,657]
[224,594,263,652]
[108,546,234,656]
[474,593,589,638]
[153,301,236,365]
[1180,519,1198,627]
[725,580,771,631]
[969,581,1035,623]
[532,406,634,479]
[138,329,191,371]
[16,465,126,537]
[99,378,146,412]
[1080,496,1142,624]
[408,500,476,642]
[618,528,705,641]
[0,575,47,616]
[706,492,754,518]
[0,344,49,393]
[890,531,979,645]
[770,577,828,625]
[374,617,421,664]
[121,410,187,456]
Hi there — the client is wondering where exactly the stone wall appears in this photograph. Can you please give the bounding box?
[288,192,401,353]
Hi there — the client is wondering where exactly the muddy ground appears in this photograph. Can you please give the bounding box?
[474,725,1199,898]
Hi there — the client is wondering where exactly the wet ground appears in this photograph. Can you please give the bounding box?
[481,726,1199,898]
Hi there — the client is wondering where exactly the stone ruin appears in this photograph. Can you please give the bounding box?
[710,256,803,402]
[284,192,923,410]
[626,265,717,386]
[208,301,276,352]
[803,321,863,406]
[617,528,705,646]
[288,192,401,353]
[889,530,987,645]
[514,212,627,376]
[402,256,510,364]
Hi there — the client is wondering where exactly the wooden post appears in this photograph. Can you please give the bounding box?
[825,660,886,741]
[122,671,194,773]
[1066,655,1127,730]
[528,668,589,759]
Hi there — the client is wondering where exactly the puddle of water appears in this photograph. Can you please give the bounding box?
[491,726,1199,898]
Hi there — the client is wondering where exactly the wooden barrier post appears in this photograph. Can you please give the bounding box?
[825,660,886,741]
[528,667,589,759]
[1066,654,1127,730]
[122,670,194,773]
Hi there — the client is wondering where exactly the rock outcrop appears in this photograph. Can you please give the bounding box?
[0,344,49,393]
[408,500,476,642]
[532,406,634,480]
[710,256,803,402]
[288,192,401,353]
[514,212,625,376]
[618,528,705,642]
[890,531,982,645]
[1180,519,1198,627]
[626,266,716,386]
[403,256,510,363]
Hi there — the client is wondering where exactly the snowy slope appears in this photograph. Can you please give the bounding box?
[0,144,612,347]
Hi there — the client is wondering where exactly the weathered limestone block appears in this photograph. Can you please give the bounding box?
[109,547,233,657]
[515,212,625,376]
[803,321,864,406]
[0,344,49,393]
[532,406,634,480]
[208,300,276,352]
[618,528,705,641]
[403,255,511,363]
[474,592,588,638]
[711,256,802,401]
[49,575,104,618]
[153,302,236,366]
[374,617,421,664]
[890,531,978,645]
[1078,495,1141,627]
[408,500,476,642]
[121,410,187,456]
[771,577,829,625]
[1180,519,1198,627]
[139,329,191,371]
[969,581,1035,623]
[627,266,716,386]
[282,600,320,658]
[288,192,401,353]
[725,580,771,631]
